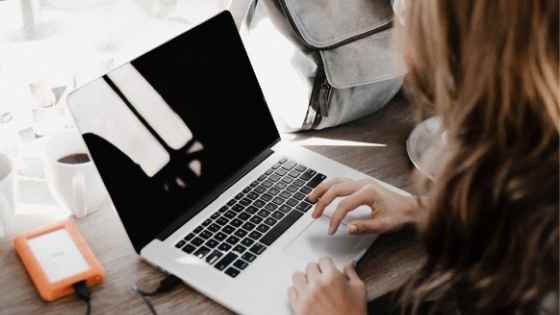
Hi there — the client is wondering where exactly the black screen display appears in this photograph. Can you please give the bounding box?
[68,12,280,252]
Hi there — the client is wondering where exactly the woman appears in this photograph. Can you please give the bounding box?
[288,1,559,314]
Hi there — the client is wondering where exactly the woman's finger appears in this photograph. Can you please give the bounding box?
[312,181,361,219]
[343,263,360,282]
[287,286,299,306]
[305,262,321,281]
[328,186,375,234]
[347,215,395,234]
[318,257,337,273]
[307,178,348,203]
[292,271,308,290]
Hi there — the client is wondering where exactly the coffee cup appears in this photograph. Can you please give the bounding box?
[0,153,15,238]
[44,131,107,218]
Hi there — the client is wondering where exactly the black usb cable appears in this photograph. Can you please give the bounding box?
[133,274,182,315]
[73,281,92,315]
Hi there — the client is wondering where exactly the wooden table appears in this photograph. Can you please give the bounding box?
[0,94,424,315]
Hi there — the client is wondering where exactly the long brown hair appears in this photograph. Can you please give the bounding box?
[396,0,559,314]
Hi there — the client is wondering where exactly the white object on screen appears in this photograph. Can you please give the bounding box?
[27,229,90,283]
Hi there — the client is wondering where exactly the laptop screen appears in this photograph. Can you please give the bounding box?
[67,12,280,253]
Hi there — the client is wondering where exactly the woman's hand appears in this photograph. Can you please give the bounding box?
[307,177,419,235]
[288,258,367,315]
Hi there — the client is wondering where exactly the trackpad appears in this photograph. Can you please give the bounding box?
[284,217,376,266]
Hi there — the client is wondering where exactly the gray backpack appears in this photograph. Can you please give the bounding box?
[240,0,406,131]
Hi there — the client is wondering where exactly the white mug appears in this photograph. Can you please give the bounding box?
[44,131,107,218]
[0,153,15,238]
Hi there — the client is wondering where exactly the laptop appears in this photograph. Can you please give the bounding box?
[66,11,407,315]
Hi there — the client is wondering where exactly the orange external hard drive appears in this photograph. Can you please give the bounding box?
[13,220,105,301]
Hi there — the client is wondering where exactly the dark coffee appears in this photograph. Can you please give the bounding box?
[58,153,90,164]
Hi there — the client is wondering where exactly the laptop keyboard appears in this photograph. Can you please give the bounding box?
[174,158,326,278]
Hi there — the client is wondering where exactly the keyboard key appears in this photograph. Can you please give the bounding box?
[272,211,285,220]
[288,170,301,178]
[226,236,240,245]
[287,198,299,207]
[275,168,287,176]
[293,192,306,201]
[211,212,220,219]
[265,169,274,175]
[264,217,277,226]
[279,158,288,164]
[269,174,281,182]
[206,250,223,264]
[200,230,213,239]
[242,252,257,262]
[227,199,236,206]
[267,187,280,196]
[233,245,247,254]
[296,202,313,212]
[216,217,229,226]
[300,186,312,194]
[261,194,273,202]
[262,180,274,188]
[287,185,299,193]
[184,233,195,241]
[274,182,287,190]
[218,243,232,251]
[250,216,263,224]
[307,174,327,188]
[215,232,227,241]
[235,193,244,200]
[264,203,278,211]
[255,186,267,194]
[249,243,267,255]
[205,239,219,248]
[257,209,271,218]
[256,224,270,233]
[238,212,250,220]
[279,205,292,213]
[175,240,186,248]
[248,231,263,240]
[272,197,285,205]
[241,238,254,247]
[282,161,296,170]
[215,252,238,271]
[224,210,237,219]
[295,165,307,172]
[234,229,248,238]
[300,169,316,181]
[258,174,267,181]
[208,223,220,232]
[282,177,294,184]
[243,187,252,193]
[250,181,259,187]
[194,226,203,234]
[218,206,229,213]
[280,191,292,199]
[240,198,252,206]
[242,222,256,231]
[231,218,243,227]
[233,260,249,270]
[247,192,259,200]
[225,267,240,278]
[253,200,266,208]
[191,237,204,246]
[223,225,235,234]
[293,179,306,187]
[246,206,258,214]
[194,246,211,259]
[232,204,245,212]
[260,211,303,246]
[182,244,196,254]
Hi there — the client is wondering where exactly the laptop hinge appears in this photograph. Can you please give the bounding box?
[155,143,278,242]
